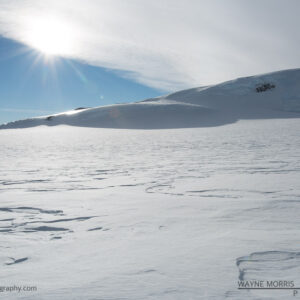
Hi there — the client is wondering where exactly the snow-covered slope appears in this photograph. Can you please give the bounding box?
[1,69,300,299]
[1,68,300,129]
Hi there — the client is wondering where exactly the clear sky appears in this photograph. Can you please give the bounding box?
[0,0,300,123]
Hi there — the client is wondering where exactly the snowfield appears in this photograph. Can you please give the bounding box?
[0,69,300,299]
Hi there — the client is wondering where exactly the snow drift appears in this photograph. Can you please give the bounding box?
[1,68,300,129]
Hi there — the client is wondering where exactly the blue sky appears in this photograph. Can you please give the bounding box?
[0,37,161,123]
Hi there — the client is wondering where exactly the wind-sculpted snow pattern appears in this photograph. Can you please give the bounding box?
[0,117,300,299]
[237,251,300,281]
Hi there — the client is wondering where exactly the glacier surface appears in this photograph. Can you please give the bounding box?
[0,119,300,299]
[1,69,300,299]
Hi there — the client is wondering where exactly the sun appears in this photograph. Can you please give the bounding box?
[25,16,75,57]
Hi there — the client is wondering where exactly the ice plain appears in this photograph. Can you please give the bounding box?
[1,69,300,299]
[0,118,300,299]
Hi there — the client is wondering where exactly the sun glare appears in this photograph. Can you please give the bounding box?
[26,16,75,57]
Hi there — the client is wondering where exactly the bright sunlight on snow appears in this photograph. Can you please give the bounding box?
[1,1,300,298]
[1,69,300,299]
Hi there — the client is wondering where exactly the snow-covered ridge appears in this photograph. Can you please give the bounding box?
[1,68,300,129]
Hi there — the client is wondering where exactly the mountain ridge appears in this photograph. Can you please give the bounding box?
[1,68,300,129]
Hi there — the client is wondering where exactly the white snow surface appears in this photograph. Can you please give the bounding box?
[1,69,300,299]
[1,68,300,129]
[1,119,300,299]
